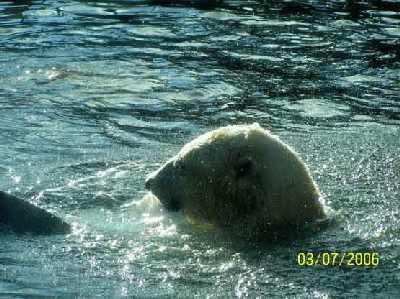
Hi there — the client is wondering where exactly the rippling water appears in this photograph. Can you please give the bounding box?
[1,0,399,297]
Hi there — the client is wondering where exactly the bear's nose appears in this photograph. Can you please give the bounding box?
[145,176,154,190]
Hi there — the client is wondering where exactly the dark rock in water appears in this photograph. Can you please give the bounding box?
[0,191,70,235]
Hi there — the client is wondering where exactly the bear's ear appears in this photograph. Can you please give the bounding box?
[234,156,253,178]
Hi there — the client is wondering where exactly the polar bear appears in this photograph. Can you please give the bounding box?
[145,123,328,236]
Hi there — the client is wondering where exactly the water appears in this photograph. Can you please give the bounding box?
[0,0,399,297]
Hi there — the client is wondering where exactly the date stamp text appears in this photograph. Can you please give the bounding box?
[297,252,379,267]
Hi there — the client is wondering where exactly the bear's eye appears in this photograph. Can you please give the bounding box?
[235,158,253,178]
[175,161,187,173]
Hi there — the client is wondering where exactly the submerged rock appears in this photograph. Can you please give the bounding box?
[0,191,70,235]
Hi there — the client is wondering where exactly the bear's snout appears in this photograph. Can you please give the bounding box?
[145,164,169,192]
[145,162,182,211]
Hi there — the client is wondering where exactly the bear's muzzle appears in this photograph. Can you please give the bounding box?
[145,165,182,211]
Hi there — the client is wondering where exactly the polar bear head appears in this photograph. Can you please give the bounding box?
[145,123,326,233]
